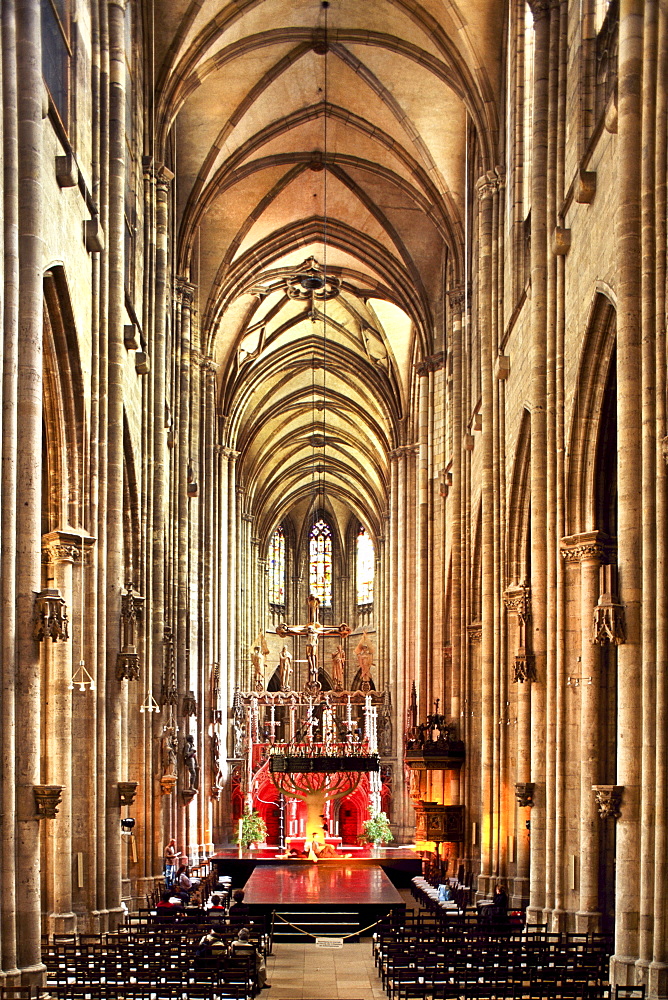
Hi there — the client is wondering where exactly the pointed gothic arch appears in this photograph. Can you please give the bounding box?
[507,408,532,586]
[566,289,617,535]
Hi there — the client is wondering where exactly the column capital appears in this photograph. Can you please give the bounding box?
[527,0,551,22]
[388,444,419,461]
[476,173,496,200]
[42,529,96,564]
[414,352,445,376]
[447,284,468,311]
[175,277,196,303]
[503,583,532,624]
[560,531,614,564]
[201,355,218,374]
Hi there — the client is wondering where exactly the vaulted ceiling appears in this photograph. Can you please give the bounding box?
[154,0,504,542]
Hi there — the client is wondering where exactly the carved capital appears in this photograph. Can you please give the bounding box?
[34,589,69,642]
[515,782,535,808]
[175,277,196,304]
[388,444,419,461]
[467,621,482,644]
[34,784,64,819]
[504,584,532,626]
[527,0,551,22]
[593,784,623,819]
[414,352,445,376]
[118,781,139,807]
[42,530,82,564]
[561,531,613,564]
[447,284,467,312]
[476,173,496,200]
[201,355,218,373]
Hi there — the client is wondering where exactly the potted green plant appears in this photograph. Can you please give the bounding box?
[235,811,267,849]
[360,811,394,847]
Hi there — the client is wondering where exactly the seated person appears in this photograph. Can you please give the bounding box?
[491,883,508,920]
[196,926,227,960]
[304,831,350,861]
[228,927,269,989]
[177,864,201,894]
[208,893,226,911]
[437,883,453,903]
[229,889,251,924]
[155,890,182,920]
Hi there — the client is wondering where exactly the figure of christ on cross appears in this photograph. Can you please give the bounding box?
[276,595,351,690]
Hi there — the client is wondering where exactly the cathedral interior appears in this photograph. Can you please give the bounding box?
[1,0,667,993]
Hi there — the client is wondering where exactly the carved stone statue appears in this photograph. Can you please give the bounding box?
[251,633,270,689]
[331,644,345,690]
[279,644,293,690]
[183,734,199,790]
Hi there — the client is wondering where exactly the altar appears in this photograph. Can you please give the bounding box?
[285,835,343,853]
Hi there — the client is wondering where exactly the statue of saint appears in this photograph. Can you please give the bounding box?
[251,633,269,688]
[331,644,346,689]
[354,632,374,683]
[184,734,199,790]
[163,733,178,776]
[279,644,293,690]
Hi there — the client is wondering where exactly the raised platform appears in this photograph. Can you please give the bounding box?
[210,846,421,890]
[232,861,407,941]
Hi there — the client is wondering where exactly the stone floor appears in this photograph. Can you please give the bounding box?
[264,939,386,1000]
[262,886,414,1000]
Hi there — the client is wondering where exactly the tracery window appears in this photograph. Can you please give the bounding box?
[268,526,285,606]
[309,519,332,608]
[356,526,374,606]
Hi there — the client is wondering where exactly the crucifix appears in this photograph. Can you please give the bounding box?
[276,594,351,690]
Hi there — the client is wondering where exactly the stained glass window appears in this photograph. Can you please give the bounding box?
[356,526,374,606]
[309,519,332,607]
[269,526,285,605]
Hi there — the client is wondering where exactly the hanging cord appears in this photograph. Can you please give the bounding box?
[321,0,329,517]
[273,911,384,940]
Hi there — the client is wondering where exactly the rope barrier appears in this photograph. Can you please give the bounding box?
[273,911,383,940]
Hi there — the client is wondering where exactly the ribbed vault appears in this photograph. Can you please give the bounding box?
[155,0,503,537]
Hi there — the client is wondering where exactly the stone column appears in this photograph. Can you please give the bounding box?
[104,0,129,930]
[505,584,533,906]
[477,172,495,893]
[650,8,668,994]
[415,364,430,716]
[610,0,644,985]
[152,163,172,868]
[2,0,20,974]
[560,533,608,933]
[527,0,551,924]
[638,0,659,978]
[175,278,193,750]
[42,533,84,934]
[15,0,45,979]
[447,288,465,730]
